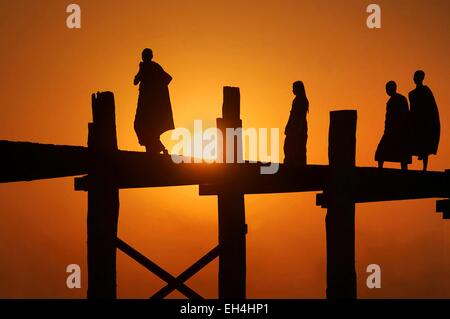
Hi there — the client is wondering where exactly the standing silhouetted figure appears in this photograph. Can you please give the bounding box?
[375,81,411,170]
[408,70,440,171]
[284,81,309,166]
[134,48,174,154]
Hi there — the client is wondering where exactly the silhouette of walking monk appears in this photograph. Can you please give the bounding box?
[284,81,309,166]
[134,48,174,154]
[408,70,440,171]
[375,81,412,170]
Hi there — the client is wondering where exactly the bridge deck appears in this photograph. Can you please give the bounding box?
[1,140,448,204]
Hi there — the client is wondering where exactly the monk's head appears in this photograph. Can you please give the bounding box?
[292,81,306,97]
[414,70,425,86]
[386,81,397,97]
[142,48,153,63]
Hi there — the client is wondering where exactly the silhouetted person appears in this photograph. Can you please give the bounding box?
[408,70,440,171]
[375,81,411,170]
[134,48,174,154]
[284,81,309,166]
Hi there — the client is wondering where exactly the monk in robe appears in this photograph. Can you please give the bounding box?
[409,70,440,171]
[284,81,309,167]
[134,48,174,154]
[375,81,412,170]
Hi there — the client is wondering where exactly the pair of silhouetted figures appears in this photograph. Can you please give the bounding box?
[131,48,309,163]
[132,48,310,163]
[375,71,440,172]
[132,48,440,171]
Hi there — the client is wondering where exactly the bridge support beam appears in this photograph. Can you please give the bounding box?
[325,110,357,299]
[216,87,247,299]
[86,92,119,299]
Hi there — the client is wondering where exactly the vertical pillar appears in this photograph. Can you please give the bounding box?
[326,110,357,299]
[87,92,119,299]
[216,87,247,299]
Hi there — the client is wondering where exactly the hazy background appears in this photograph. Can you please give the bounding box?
[0,0,449,298]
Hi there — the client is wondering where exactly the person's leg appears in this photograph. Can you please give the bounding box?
[157,138,168,154]
[145,137,165,155]
[378,161,384,169]
[145,144,154,154]
[145,137,159,155]
[423,155,429,172]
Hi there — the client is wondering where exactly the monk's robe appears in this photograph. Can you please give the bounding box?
[375,93,412,164]
[134,61,174,147]
[284,95,308,166]
[409,85,440,159]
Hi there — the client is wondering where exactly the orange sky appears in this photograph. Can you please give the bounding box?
[0,0,449,298]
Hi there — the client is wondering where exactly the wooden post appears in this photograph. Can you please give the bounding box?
[326,110,357,299]
[86,91,119,299]
[216,86,247,299]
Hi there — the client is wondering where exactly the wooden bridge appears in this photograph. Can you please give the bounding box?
[1,89,449,299]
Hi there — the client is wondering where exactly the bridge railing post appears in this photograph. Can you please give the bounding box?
[325,110,357,299]
[86,91,119,299]
[216,86,247,299]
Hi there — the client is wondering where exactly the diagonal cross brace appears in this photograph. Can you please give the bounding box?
[116,238,203,299]
[150,245,220,299]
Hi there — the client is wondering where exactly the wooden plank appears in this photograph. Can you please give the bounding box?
[113,152,228,189]
[353,167,449,203]
[2,137,448,203]
[116,238,203,299]
[151,246,220,299]
[0,140,88,183]
[317,168,449,207]
[77,155,449,201]
[199,164,328,195]
[75,152,232,191]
